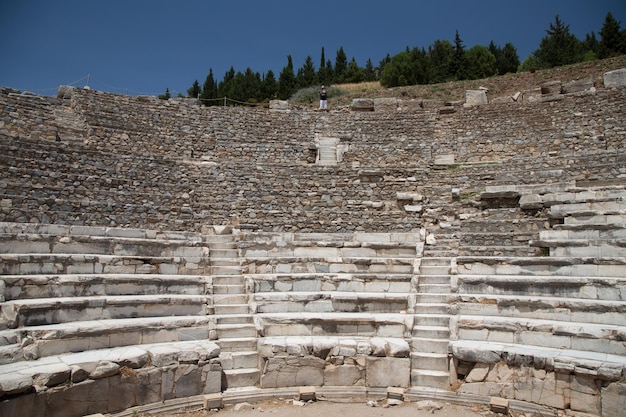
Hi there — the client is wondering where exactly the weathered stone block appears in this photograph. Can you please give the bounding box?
[299,386,317,401]
[602,382,626,417]
[489,397,509,414]
[324,363,364,386]
[366,357,410,387]
[464,90,488,106]
[351,99,374,111]
[604,68,626,88]
[203,393,223,409]
[269,100,289,111]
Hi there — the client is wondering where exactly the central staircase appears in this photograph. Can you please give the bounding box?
[411,256,453,388]
[207,232,260,388]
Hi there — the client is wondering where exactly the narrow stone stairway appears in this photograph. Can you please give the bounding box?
[410,256,453,388]
[207,232,260,389]
[317,136,338,166]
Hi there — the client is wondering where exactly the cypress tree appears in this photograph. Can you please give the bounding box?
[318,47,328,85]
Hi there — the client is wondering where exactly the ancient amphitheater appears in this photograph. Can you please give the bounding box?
[0,62,625,417]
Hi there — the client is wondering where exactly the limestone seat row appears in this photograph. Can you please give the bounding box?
[0,339,222,417]
[0,315,217,365]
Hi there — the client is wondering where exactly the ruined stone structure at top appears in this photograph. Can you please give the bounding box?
[0,62,625,417]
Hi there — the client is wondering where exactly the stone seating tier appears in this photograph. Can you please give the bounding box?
[1,63,626,416]
[0,340,222,417]
[0,315,216,364]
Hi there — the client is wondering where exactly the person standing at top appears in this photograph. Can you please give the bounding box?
[319,85,328,110]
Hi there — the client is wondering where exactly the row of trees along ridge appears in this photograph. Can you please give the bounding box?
[159,12,625,105]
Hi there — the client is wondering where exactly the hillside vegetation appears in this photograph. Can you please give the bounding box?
[323,55,626,108]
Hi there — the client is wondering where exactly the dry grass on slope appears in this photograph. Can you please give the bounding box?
[329,55,626,107]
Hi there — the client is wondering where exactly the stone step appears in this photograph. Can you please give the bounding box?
[214,304,250,315]
[420,265,450,275]
[550,245,625,258]
[564,215,625,226]
[412,325,450,339]
[456,274,625,300]
[219,351,259,370]
[0,253,208,275]
[1,294,210,327]
[411,351,449,370]
[412,303,450,315]
[457,294,626,326]
[216,324,258,339]
[213,284,245,295]
[209,249,239,258]
[458,315,626,356]
[456,256,626,277]
[215,337,258,352]
[210,257,241,267]
[411,369,450,388]
[211,275,244,286]
[541,226,626,240]
[213,294,248,305]
[457,246,540,257]
[257,313,410,338]
[420,257,453,267]
[1,274,208,301]
[252,292,409,314]
[549,201,626,219]
[417,284,451,294]
[0,315,215,363]
[417,274,450,285]
[211,266,242,275]
[414,293,452,304]
[414,314,450,327]
[245,257,415,274]
[250,273,413,294]
[215,314,253,325]
[223,368,260,388]
[411,337,449,354]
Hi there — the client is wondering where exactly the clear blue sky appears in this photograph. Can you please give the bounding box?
[1,0,624,96]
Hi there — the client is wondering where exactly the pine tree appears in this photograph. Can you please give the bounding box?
[499,43,520,74]
[452,30,467,80]
[582,32,600,61]
[344,58,364,83]
[411,47,429,84]
[364,58,376,81]
[534,15,582,68]
[599,12,626,58]
[429,39,455,83]
[218,67,236,103]
[187,80,201,98]
[201,69,218,106]
[297,55,317,88]
[464,45,497,79]
[261,70,278,100]
[334,47,348,83]
[278,55,296,100]
[158,88,171,100]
